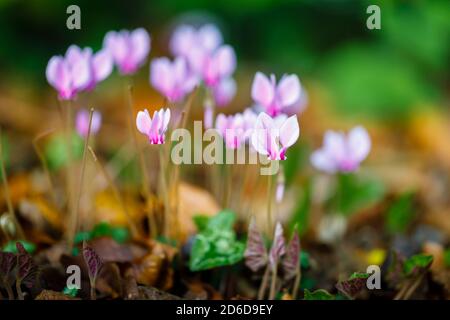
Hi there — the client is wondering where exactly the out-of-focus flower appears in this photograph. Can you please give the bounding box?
[66,45,113,90]
[251,72,301,117]
[46,47,90,100]
[76,109,102,137]
[136,108,171,144]
[212,77,236,107]
[150,57,198,102]
[189,44,236,87]
[310,126,371,173]
[170,24,223,58]
[46,45,113,100]
[215,113,245,149]
[251,112,300,160]
[104,28,150,75]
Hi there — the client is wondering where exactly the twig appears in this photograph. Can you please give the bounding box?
[0,128,25,239]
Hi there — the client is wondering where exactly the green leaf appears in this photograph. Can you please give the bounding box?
[193,215,210,232]
[45,133,84,171]
[303,289,335,300]
[444,249,450,268]
[385,192,416,234]
[336,272,369,299]
[189,211,245,271]
[289,179,312,236]
[3,240,36,254]
[91,222,113,238]
[300,251,310,269]
[74,231,91,245]
[403,254,433,276]
[110,226,129,244]
[349,272,370,280]
[332,173,385,217]
[63,286,79,297]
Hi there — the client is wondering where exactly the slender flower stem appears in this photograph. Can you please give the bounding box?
[32,128,57,205]
[90,279,96,300]
[64,99,76,248]
[257,264,270,300]
[69,108,94,250]
[16,279,24,300]
[159,147,171,237]
[125,83,155,237]
[4,281,14,300]
[88,146,140,239]
[292,266,301,299]
[0,128,25,239]
[267,173,274,235]
[269,264,278,300]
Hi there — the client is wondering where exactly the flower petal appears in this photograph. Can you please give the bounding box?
[276,74,301,107]
[215,45,236,78]
[310,149,337,173]
[279,115,300,148]
[348,126,371,162]
[92,49,113,82]
[136,109,152,135]
[197,24,223,52]
[251,72,274,108]
[130,28,150,65]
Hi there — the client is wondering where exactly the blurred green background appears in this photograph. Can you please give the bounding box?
[0,0,448,121]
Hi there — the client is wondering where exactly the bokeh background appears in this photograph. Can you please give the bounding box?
[0,0,449,238]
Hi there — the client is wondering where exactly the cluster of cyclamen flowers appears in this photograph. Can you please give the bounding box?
[46,24,371,173]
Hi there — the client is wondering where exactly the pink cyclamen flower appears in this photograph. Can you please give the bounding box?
[251,72,301,117]
[103,28,150,75]
[170,24,223,58]
[188,44,236,87]
[212,77,236,107]
[46,45,113,100]
[136,108,171,144]
[251,112,300,160]
[310,126,371,173]
[215,113,245,149]
[75,109,102,137]
[150,57,198,102]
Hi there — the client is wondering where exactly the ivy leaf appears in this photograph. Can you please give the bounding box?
[269,222,286,270]
[189,211,245,271]
[16,242,39,288]
[303,289,335,300]
[193,215,210,232]
[244,218,268,272]
[336,272,369,299]
[282,227,300,280]
[403,254,433,276]
[82,241,103,283]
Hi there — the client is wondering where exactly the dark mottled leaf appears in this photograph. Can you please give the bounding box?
[282,227,300,280]
[16,242,39,288]
[0,251,16,277]
[244,218,267,272]
[336,272,369,299]
[269,222,286,269]
[82,241,103,281]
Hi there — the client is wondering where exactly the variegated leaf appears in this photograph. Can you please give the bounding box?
[282,229,300,280]
[82,241,103,282]
[269,222,286,269]
[244,218,267,272]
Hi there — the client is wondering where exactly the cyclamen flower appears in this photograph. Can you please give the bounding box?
[310,126,371,173]
[251,112,300,160]
[136,108,171,144]
[215,109,257,149]
[188,44,236,87]
[215,113,245,149]
[170,24,223,58]
[251,72,301,117]
[150,57,198,102]
[76,109,102,137]
[46,45,113,100]
[212,77,236,107]
[103,28,150,75]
